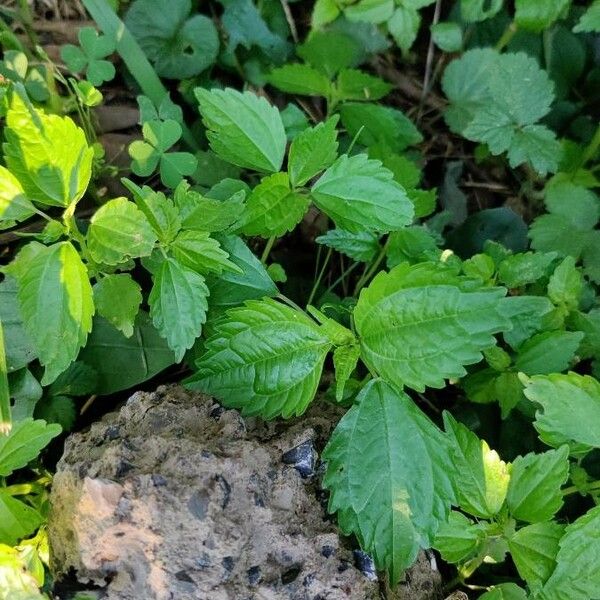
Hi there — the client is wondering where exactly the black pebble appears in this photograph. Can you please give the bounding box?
[282,440,317,478]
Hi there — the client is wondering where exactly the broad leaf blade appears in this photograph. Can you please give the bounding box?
[0,491,43,546]
[93,274,142,338]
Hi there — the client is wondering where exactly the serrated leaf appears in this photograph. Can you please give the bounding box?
[514,330,582,375]
[0,319,9,434]
[93,274,142,338]
[498,251,557,288]
[148,258,209,361]
[0,165,35,226]
[185,299,331,419]
[125,0,218,79]
[8,369,42,422]
[344,0,394,24]
[35,394,76,431]
[478,583,528,600]
[322,379,455,583]
[444,413,510,518]
[288,117,339,187]
[388,5,421,52]
[3,89,93,207]
[461,0,503,21]
[87,197,157,265]
[311,154,413,233]
[515,0,571,33]
[196,87,286,173]
[540,505,600,599]
[354,263,511,391]
[509,522,564,591]
[507,125,562,176]
[573,0,600,32]
[523,372,600,453]
[339,102,422,152]
[506,447,569,523]
[206,235,278,308]
[0,418,61,476]
[316,229,380,262]
[266,64,332,97]
[170,230,240,275]
[386,226,440,268]
[240,173,310,238]
[332,344,360,402]
[48,361,98,397]
[6,242,93,385]
[0,492,43,546]
[547,256,583,310]
[434,511,485,564]
[335,68,392,102]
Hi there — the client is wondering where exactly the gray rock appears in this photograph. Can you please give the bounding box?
[49,386,442,600]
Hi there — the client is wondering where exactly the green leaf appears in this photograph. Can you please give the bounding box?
[515,0,571,32]
[87,197,157,265]
[386,226,440,268]
[266,64,332,97]
[547,256,583,310]
[316,229,380,262]
[339,102,422,152]
[478,583,528,600]
[506,446,569,523]
[148,258,209,362]
[573,0,600,32]
[288,117,339,188]
[354,263,511,391]
[444,413,510,518]
[206,235,278,308]
[322,379,455,583]
[125,0,219,78]
[3,89,93,208]
[460,0,503,22]
[344,0,394,24]
[0,279,36,373]
[48,361,98,397]
[78,312,176,395]
[0,165,36,227]
[506,125,562,176]
[0,418,61,476]
[514,331,583,375]
[508,522,564,591]
[185,299,331,419]
[434,511,485,564]
[297,30,361,76]
[311,154,413,233]
[501,295,554,350]
[35,395,76,432]
[240,173,310,238]
[523,372,600,453]
[93,274,142,338]
[497,251,557,288]
[335,68,392,102]
[195,87,286,173]
[431,22,463,52]
[6,242,93,385]
[332,344,361,402]
[0,319,9,434]
[170,230,240,274]
[8,369,42,422]
[541,505,600,599]
[0,492,43,546]
[388,6,421,53]
[60,27,116,86]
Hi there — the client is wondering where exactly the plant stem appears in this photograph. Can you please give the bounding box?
[307,247,332,306]
[495,21,518,51]
[17,0,38,50]
[353,237,391,296]
[261,235,277,264]
[276,293,307,315]
[0,319,11,436]
[582,123,600,165]
[323,260,362,297]
[563,479,600,496]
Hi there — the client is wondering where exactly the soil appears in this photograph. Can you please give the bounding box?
[48,386,444,600]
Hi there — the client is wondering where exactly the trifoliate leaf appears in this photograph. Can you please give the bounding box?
[573,0,600,32]
[266,64,332,97]
[388,6,421,53]
[0,165,35,226]
[60,27,116,86]
[514,330,582,375]
[523,372,600,452]
[288,117,339,187]
[506,446,569,523]
[444,413,510,518]
[0,492,43,546]
[311,154,414,233]
[434,511,485,564]
[137,93,183,125]
[87,198,157,265]
[93,274,142,338]
[170,230,240,274]
[5,242,93,385]
[196,87,286,173]
[460,0,503,22]
[0,418,61,476]
[125,0,219,78]
[3,89,93,207]
[339,102,422,152]
[354,263,511,391]
[240,173,310,238]
[515,0,571,33]
[541,505,600,600]
[508,522,564,591]
[149,258,209,361]
[185,299,331,419]
[335,68,392,102]
[206,235,278,308]
[316,229,380,262]
[322,379,455,583]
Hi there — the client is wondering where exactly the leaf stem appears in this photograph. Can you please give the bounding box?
[563,479,600,496]
[323,260,362,297]
[495,21,518,51]
[581,123,600,166]
[353,237,390,296]
[307,247,332,306]
[261,235,277,264]
[0,319,11,436]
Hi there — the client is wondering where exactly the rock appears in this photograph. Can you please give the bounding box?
[49,386,442,600]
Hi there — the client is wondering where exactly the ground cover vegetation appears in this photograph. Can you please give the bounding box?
[0,0,599,597]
